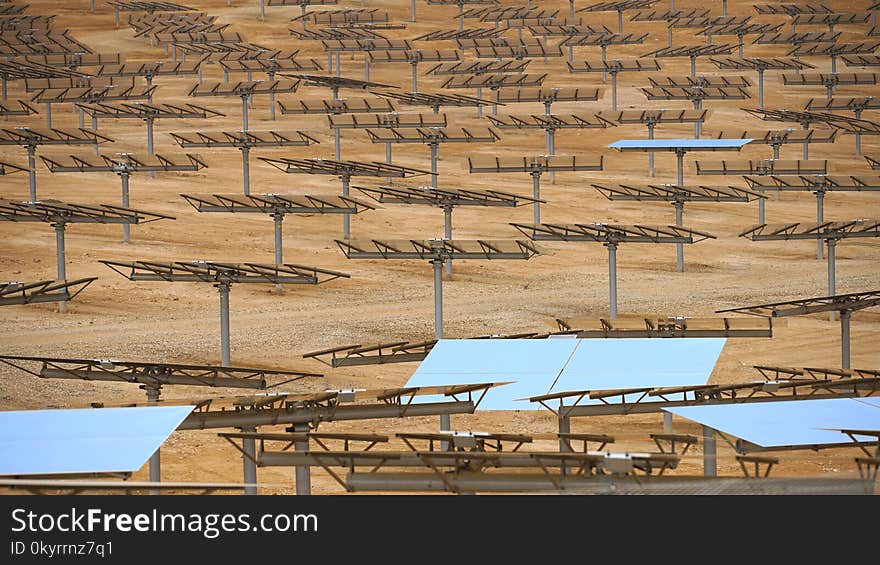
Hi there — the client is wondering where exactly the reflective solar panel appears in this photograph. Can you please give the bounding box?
[405,338,579,410]
[550,338,726,392]
[0,406,194,476]
[666,399,880,448]
[404,337,725,410]
[609,138,753,150]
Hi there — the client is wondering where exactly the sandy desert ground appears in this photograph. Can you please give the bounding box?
[0,0,878,494]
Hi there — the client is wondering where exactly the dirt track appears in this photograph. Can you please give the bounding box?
[0,0,878,494]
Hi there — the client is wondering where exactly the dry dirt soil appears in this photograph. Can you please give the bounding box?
[1,0,878,495]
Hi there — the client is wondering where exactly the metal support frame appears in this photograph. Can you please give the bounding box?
[334,128,341,159]
[217,282,231,367]
[693,99,702,139]
[647,123,655,177]
[703,425,717,477]
[607,242,618,319]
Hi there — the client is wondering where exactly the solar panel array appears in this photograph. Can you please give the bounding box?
[0,0,877,496]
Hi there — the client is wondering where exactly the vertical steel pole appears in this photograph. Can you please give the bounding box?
[260,0,265,20]
[611,71,618,111]
[411,61,418,93]
[146,386,161,495]
[218,282,231,366]
[647,123,655,177]
[476,86,483,117]
[854,108,863,155]
[430,142,439,188]
[738,35,744,59]
[840,309,851,369]
[444,205,452,277]
[274,213,284,294]
[433,259,443,339]
[268,73,276,121]
[570,0,575,18]
[548,128,556,184]
[668,24,673,47]
[758,192,765,225]
[2,75,7,100]
[439,414,450,451]
[663,412,674,433]
[146,75,153,104]
[758,68,764,109]
[607,242,618,319]
[114,7,119,27]
[410,0,416,22]
[557,413,571,452]
[54,223,67,313]
[293,424,311,495]
[676,149,684,186]
[241,96,249,132]
[335,52,340,77]
[241,146,250,195]
[674,200,684,273]
[693,99,702,138]
[601,44,607,82]
[816,191,824,260]
[802,122,809,160]
[45,103,51,128]
[831,55,836,74]
[532,171,541,225]
[617,10,623,34]
[27,144,37,201]
[120,172,130,243]
[722,0,727,17]
[773,144,780,160]
[342,175,351,239]
[334,128,340,160]
[703,426,717,477]
[827,238,837,321]
[690,55,696,78]
[241,426,257,496]
[146,118,154,155]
